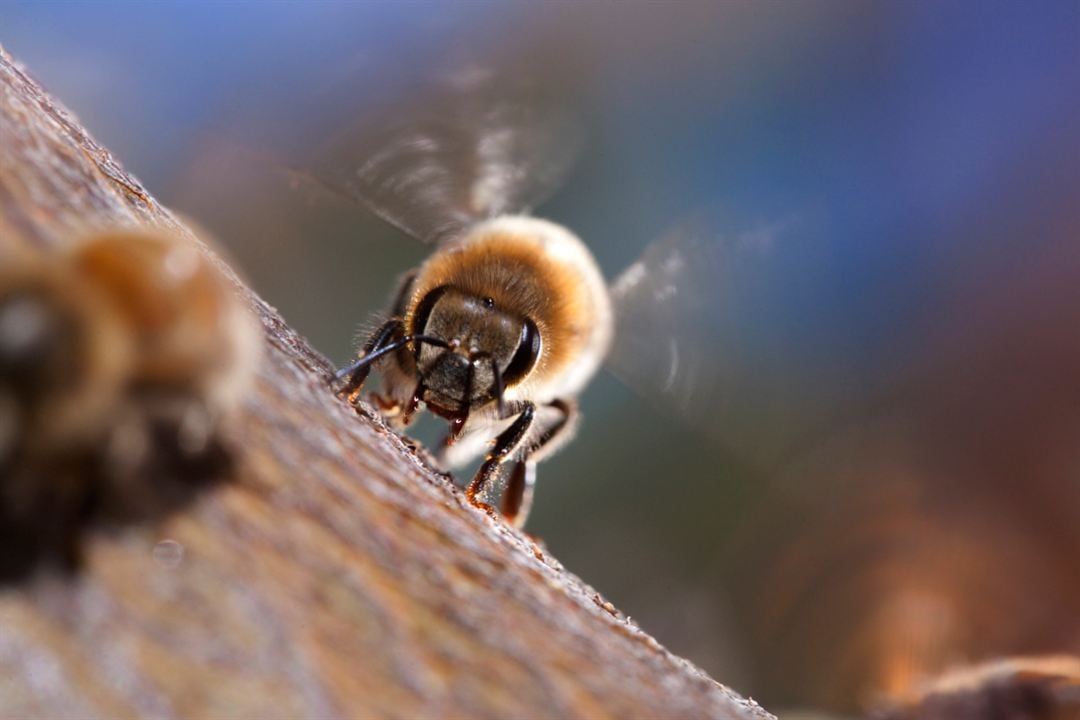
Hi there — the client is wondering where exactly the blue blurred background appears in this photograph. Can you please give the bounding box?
[3,1,1078,712]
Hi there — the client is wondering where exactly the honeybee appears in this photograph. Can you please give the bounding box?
[297,64,601,527]
[873,655,1080,720]
[0,228,260,575]
[336,216,611,526]
[305,61,832,527]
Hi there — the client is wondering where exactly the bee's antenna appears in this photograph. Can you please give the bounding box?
[475,354,507,419]
[462,354,476,407]
[334,334,449,382]
[491,359,507,419]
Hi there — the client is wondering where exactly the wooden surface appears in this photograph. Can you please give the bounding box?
[0,46,773,720]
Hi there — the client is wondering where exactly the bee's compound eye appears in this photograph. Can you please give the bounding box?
[413,286,449,336]
[503,318,541,385]
[482,296,495,309]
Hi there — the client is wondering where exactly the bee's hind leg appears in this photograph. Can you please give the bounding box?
[501,461,536,529]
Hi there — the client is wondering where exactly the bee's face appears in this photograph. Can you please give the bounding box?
[410,285,540,412]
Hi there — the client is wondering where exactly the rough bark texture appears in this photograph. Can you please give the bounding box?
[0,46,772,720]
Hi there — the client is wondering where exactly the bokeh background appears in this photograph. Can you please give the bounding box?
[3,1,1078,714]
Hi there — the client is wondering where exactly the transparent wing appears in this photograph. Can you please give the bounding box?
[303,62,583,244]
[608,207,860,467]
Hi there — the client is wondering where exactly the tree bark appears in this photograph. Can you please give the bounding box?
[0,46,773,720]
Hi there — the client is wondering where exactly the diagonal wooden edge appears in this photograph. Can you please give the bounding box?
[0,45,773,720]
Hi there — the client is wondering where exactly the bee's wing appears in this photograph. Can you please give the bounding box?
[608,208,853,467]
[305,64,583,245]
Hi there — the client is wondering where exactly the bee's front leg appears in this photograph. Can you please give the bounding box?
[466,401,535,514]
[334,319,404,402]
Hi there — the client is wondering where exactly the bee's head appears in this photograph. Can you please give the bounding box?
[409,285,541,412]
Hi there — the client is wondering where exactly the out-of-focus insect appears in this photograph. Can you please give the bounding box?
[0,228,260,575]
[300,61,836,528]
[872,655,1080,720]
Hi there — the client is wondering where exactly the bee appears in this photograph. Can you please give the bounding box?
[0,227,260,575]
[873,655,1080,720]
[298,60,826,527]
[287,61,602,527]
[336,215,611,526]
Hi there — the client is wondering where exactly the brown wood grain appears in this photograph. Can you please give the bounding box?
[0,45,773,720]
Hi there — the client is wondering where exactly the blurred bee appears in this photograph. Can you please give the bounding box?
[870,655,1080,720]
[306,61,830,528]
[0,228,260,576]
